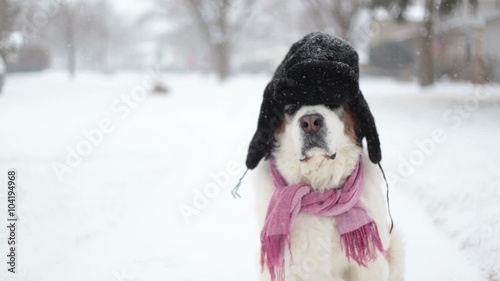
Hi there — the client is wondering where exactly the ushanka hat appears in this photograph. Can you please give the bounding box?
[246,32,381,169]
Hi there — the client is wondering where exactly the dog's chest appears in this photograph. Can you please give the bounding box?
[288,213,344,264]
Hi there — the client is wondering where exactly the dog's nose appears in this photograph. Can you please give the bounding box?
[300,114,323,133]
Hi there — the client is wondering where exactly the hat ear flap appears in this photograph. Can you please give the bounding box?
[246,82,284,169]
[347,92,381,164]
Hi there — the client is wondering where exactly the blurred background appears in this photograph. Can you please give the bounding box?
[1,0,499,83]
[0,0,499,281]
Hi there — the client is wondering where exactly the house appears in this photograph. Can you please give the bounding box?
[367,0,500,83]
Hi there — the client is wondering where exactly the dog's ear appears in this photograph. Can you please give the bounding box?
[347,92,381,164]
[342,103,362,145]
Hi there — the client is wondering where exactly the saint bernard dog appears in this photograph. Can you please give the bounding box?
[241,32,405,281]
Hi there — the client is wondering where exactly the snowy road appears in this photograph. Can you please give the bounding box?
[0,71,497,280]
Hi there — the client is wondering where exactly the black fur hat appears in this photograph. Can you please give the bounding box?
[246,32,381,169]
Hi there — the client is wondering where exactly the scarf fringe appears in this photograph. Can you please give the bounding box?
[341,221,386,267]
[261,234,289,281]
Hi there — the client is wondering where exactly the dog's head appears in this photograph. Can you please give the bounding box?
[270,103,363,189]
[277,103,361,162]
[245,32,381,173]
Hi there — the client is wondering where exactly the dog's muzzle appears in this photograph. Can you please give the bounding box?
[300,113,329,153]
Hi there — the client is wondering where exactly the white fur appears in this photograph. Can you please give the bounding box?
[253,105,405,281]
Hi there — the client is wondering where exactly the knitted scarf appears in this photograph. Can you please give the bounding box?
[260,158,385,281]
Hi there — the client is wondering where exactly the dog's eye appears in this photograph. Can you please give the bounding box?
[284,104,300,116]
[325,104,340,111]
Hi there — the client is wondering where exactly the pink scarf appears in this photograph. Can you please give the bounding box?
[261,158,385,281]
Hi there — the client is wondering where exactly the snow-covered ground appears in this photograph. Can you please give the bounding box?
[0,70,498,280]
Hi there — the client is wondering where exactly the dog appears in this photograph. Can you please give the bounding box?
[243,33,405,281]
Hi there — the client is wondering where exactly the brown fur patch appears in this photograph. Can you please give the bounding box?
[276,120,286,134]
[343,104,361,145]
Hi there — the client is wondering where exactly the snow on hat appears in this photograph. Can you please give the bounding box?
[245,32,381,169]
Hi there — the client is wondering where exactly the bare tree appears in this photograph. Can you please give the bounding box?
[302,0,363,42]
[77,0,117,73]
[419,0,435,86]
[43,0,118,76]
[59,1,78,77]
[419,0,479,86]
[159,0,257,80]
